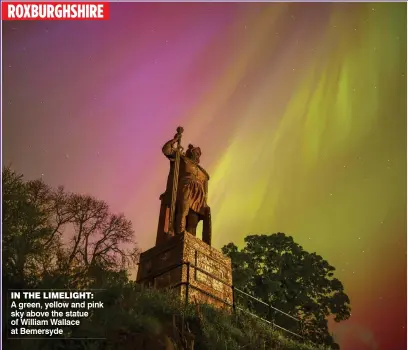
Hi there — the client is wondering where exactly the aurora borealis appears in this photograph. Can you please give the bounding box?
[2,3,406,349]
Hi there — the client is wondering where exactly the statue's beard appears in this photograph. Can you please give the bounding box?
[191,154,200,163]
[188,151,200,163]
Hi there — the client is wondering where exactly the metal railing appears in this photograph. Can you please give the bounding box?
[232,286,304,340]
[138,261,304,340]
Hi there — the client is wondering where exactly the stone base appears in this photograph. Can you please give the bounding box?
[136,232,233,309]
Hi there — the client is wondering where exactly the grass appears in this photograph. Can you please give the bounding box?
[115,284,328,350]
[4,283,327,350]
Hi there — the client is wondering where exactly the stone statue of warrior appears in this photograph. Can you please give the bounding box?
[160,129,212,246]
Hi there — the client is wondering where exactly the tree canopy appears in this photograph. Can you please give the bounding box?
[222,233,351,349]
[2,166,139,289]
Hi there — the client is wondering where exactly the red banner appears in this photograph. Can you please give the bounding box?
[2,2,110,20]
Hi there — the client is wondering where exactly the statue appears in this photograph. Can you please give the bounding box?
[156,127,212,246]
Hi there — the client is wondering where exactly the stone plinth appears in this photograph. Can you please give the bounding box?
[136,232,233,309]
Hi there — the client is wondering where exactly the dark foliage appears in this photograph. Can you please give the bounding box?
[222,234,351,349]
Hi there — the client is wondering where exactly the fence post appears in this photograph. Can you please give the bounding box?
[185,262,190,304]
[232,285,235,312]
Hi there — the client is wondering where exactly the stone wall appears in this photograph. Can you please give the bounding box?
[137,232,233,309]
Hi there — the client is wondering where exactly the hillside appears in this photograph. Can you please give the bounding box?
[75,283,327,350]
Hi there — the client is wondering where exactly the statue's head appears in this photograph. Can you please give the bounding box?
[186,144,202,163]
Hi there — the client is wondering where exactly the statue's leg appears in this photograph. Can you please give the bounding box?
[175,199,190,234]
[186,210,200,236]
[202,207,212,246]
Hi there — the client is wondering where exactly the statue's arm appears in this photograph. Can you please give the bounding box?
[162,138,177,159]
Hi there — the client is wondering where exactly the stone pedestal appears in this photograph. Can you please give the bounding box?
[136,232,233,309]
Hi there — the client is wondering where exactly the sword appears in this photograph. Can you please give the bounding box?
[168,126,184,234]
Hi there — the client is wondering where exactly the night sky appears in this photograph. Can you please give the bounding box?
[2,3,407,350]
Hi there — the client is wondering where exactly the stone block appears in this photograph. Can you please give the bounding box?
[136,232,233,309]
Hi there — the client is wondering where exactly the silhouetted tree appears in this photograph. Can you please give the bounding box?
[222,233,350,349]
[2,167,139,289]
[3,167,57,287]
[2,167,141,348]
[58,193,139,283]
